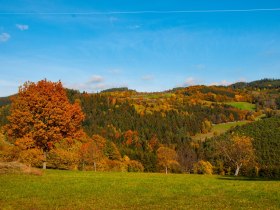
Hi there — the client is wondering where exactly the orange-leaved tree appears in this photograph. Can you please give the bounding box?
[5,80,85,169]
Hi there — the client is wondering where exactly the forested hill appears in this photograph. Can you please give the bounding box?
[0,79,279,175]
[230,78,280,89]
[205,116,280,178]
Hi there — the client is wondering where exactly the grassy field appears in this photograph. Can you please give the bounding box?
[225,102,256,111]
[193,121,249,141]
[0,170,279,210]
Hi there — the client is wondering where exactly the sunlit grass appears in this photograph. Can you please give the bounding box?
[1,170,279,209]
[193,121,249,141]
[225,102,256,111]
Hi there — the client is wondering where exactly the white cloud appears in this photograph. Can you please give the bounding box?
[65,75,108,92]
[183,77,197,86]
[209,80,232,86]
[108,69,121,74]
[87,75,104,84]
[91,83,108,90]
[0,33,10,42]
[16,24,29,31]
[209,78,247,86]
[236,78,247,83]
[141,75,154,81]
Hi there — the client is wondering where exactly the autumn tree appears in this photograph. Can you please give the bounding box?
[5,80,85,169]
[215,135,256,176]
[156,146,179,174]
[80,135,106,171]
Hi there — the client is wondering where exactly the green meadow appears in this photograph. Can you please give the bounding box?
[193,121,249,141]
[1,170,279,210]
[225,102,256,111]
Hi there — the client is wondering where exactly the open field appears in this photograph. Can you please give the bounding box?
[0,170,279,210]
[193,121,249,141]
[225,102,256,111]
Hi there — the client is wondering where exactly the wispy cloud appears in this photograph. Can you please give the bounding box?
[141,75,154,81]
[0,33,10,42]
[209,80,232,86]
[108,69,122,74]
[209,78,247,86]
[87,75,104,84]
[16,24,29,31]
[129,25,141,30]
[183,77,199,86]
[66,75,108,92]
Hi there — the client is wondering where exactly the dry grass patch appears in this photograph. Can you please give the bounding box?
[0,161,42,176]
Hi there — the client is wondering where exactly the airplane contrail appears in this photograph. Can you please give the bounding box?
[1,8,280,15]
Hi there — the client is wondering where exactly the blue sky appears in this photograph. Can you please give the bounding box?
[1,0,280,96]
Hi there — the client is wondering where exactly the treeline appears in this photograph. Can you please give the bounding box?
[231,78,280,89]
[172,85,251,102]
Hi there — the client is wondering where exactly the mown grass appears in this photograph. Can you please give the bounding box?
[0,170,279,210]
[225,102,256,111]
[193,121,249,141]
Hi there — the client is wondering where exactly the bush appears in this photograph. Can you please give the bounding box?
[193,160,213,175]
[104,159,127,172]
[48,149,79,170]
[127,160,144,172]
[259,167,280,179]
[18,148,44,167]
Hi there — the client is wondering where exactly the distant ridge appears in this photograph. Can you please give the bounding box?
[230,79,280,89]
[100,87,136,93]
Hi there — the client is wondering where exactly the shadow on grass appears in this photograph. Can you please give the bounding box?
[217,176,280,181]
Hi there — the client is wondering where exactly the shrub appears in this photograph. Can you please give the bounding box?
[104,159,127,172]
[48,148,79,170]
[18,148,44,167]
[193,160,213,175]
[127,160,144,172]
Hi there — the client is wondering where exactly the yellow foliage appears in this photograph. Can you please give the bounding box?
[193,160,213,175]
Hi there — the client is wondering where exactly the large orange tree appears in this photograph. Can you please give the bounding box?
[6,80,85,169]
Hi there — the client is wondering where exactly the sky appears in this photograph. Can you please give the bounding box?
[0,0,280,96]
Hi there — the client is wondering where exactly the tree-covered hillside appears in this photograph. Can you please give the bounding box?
[0,79,279,176]
[205,116,280,178]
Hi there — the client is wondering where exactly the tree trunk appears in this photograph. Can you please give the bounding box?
[234,163,242,176]
[94,162,96,172]
[165,166,168,174]
[43,151,47,170]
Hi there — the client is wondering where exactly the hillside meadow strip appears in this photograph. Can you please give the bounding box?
[0,170,279,210]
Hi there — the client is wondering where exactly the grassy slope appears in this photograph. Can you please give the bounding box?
[225,102,256,111]
[1,170,280,210]
[193,121,249,141]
